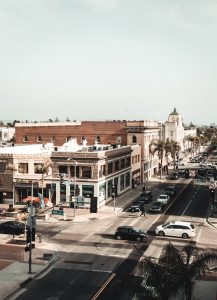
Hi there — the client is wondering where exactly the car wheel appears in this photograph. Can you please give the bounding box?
[182,233,189,239]
[116,235,122,240]
[158,231,165,236]
[137,236,142,242]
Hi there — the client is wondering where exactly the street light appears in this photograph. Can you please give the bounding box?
[27,180,37,274]
[73,161,77,217]
[67,159,78,217]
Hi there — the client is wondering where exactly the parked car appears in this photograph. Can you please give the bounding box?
[164,186,176,197]
[114,226,148,242]
[155,221,195,239]
[128,202,140,212]
[0,221,25,235]
[138,191,153,204]
[148,201,165,213]
[170,172,179,180]
[156,194,170,205]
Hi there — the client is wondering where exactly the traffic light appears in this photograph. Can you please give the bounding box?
[60,174,65,184]
[185,169,189,179]
[24,243,35,252]
[26,227,35,244]
[210,189,215,203]
[112,184,117,194]
[75,187,80,196]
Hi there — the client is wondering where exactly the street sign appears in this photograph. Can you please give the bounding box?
[52,209,64,216]
[209,183,215,189]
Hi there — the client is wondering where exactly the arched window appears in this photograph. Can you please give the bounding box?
[96,136,100,143]
[132,135,137,144]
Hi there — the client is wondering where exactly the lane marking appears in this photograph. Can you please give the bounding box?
[91,272,116,300]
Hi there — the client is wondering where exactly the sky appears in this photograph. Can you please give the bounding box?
[0,0,216,125]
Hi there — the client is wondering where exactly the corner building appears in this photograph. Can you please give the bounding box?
[15,120,163,183]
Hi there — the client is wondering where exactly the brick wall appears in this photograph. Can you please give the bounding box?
[15,121,128,146]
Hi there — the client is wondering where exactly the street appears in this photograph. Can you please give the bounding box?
[6,176,217,300]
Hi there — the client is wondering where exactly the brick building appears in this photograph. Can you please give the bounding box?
[15,120,163,182]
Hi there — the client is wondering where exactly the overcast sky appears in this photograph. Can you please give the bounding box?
[0,0,216,125]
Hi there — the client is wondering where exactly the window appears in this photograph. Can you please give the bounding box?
[34,163,43,174]
[126,156,131,167]
[116,136,121,144]
[0,161,6,172]
[37,136,42,142]
[51,136,56,142]
[70,165,79,178]
[132,135,137,144]
[59,166,68,176]
[81,136,86,144]
[23,135,28,142]
[115,160,120,172]
[82,185,94,197]
[120,174,125,190]
[66,136,72,142]
[96,135,100,143]
[125,172,130,187]
[81,166,92,178]
[108,162,113,174]
[121,159,125,169]
[18,163,28,173]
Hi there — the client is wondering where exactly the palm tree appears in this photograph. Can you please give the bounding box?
[149,139,165,179]
[170,140,181,170]
[34,160,52,206]
[137,242,217,300]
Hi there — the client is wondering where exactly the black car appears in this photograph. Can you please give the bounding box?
[128,202,140,212]
[170,172,179,180]
[138,191,153,204]
[165,186,176,197]
[0,221,25,235]
[114,226,148,242]
[148,201,165,213]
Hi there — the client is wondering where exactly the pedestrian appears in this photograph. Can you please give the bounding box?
[142,184,147,192]
[139,203,145,216]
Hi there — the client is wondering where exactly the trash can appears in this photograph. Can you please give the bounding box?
[69,201,74,208]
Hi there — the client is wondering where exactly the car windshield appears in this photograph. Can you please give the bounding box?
[132,227,142,233]
[162,222,171,228]
[159,195,167,199]
[152,202,161,207]
[166,187,174,191]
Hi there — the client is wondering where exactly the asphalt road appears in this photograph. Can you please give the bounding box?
[8,177,215,300]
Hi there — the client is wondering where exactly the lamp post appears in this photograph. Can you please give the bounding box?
[73,161,77,217]
[27,180,37,274]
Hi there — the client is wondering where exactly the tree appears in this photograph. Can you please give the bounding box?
[34,160,53,207]
[137,242,217,300]
[149,139,165,179]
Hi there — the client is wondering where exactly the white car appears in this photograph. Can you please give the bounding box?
[155,221,195,239]
[157,194,170,205]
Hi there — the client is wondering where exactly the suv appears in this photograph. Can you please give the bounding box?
[165,186,176,197]
[155,221,195,239]
[138,191,152,204]
[114,226,148,242]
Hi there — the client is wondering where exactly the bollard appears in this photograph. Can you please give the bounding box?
[64,212,67,221]
[37,233,42,243]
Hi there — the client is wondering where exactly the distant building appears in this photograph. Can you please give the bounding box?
[0,127,15,146]
[164,108,185,150]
